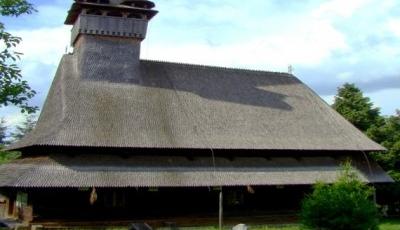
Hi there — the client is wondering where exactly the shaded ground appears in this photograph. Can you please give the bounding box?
[20,219,400,230]
[25,218,400,230]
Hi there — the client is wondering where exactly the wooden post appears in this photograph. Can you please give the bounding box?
[219,190,223,230]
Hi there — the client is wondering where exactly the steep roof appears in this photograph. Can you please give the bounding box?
[65,0,157,25]
[10,54,384,152]
[0,154,392,187]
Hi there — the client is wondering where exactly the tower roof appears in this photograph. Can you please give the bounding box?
[65,0,157,25]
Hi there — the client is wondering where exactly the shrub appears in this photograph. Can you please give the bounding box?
[300,162,379,230]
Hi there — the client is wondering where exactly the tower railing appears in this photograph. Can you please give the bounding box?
[71,14,148,45]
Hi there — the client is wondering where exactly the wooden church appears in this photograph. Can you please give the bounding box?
[0,0,393,226]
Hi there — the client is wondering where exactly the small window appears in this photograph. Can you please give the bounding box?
[85,0,110,3]
[127,13,143,19]
[121,1,135,7]
[86,9,102,15]
[121,1,153,9]
[107,11,123,17]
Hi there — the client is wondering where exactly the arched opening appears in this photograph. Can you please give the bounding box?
[107,11,123,17]
[121,1,155,9]
[84,0,110,3]
[121,2,135,7]
[127,13,144,19]
[86,9,102,16]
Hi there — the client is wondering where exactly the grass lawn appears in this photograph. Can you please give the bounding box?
[4,219,397,230]
[158,227,299,230]
[379,219,400,230]
[171,219,400,230]
[0,150,20,163]
[235,226,298,230]
[248,219,400,230]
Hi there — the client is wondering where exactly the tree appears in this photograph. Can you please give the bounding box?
[368,111,400,176]
[332,84,399,177]
[332,83,382,132]
[0,0,37,113]
[301,163,379,230]
[11,114,36,141]
[367,110,400,215]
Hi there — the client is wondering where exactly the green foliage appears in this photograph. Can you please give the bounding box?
[366,112,400,216]
[300,162,379,230]
[332,84,400,215]
[368,111,400,171]
[0,146,20,163]
[332,83,382,132]
[0,0,34,16]
[0,0,37,113]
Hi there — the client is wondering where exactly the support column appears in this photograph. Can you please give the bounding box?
[0,192,9,218]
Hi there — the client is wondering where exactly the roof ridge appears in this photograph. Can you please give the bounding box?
[140,59,293,76]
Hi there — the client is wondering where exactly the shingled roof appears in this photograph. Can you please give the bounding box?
[0,154,392,187]
[9,52,384,152]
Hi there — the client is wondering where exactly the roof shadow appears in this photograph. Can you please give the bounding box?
[82,60,299,110]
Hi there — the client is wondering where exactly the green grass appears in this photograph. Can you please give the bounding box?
[0,150,20,164]
[30,220,400,230]
[159,227,299,230]
[250,219,400,230]
[245,225,299,230]
[379,219,400,230]
[157,219,400,230]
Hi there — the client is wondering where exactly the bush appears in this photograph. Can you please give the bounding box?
[300,162,379,230]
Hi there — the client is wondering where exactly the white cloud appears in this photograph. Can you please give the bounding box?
[143,19,348,71]
[11,26,71,66]
[0,106,26,128]
[4,113,25,127]
[337,72,354,80]
[387,19,400,37]
[313,0,371,18]
[321,95,335,105]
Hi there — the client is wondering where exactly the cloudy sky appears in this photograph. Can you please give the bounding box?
[0,0,399,127]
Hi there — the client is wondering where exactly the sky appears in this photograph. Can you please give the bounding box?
[0,0,399,127]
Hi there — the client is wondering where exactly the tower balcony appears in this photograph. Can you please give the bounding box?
[71,13,148,45]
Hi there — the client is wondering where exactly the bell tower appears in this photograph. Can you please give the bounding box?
[65,0,157,46]
[64,0,158,81]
